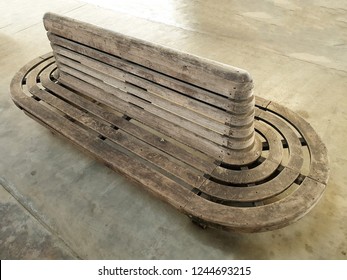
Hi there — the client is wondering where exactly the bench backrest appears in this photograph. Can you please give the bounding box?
[43,13,255,162]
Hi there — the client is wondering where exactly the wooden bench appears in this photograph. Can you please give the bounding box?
[10,13,329,232]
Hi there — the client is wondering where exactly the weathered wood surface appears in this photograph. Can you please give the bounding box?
[9,13,329,232]
[10,54,329,232]
[43,13,253,98]
[40,67,215,175]
[44,12,257,158]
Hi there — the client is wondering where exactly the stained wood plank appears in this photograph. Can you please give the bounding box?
[184,177,326,232]
[28,85,205,189]
[52,45,255,133]
[48,36,252,117]
[33,64,210,188]
[257,109,304,173]
[44,13,253,99]
[57,62,231,146]
[44,13,258,153]
[41,65,216,174]
[267,102,329,184]
[55,54,256,150]
[199,167,299,203]
[11,57,196,212]
[58,71,226,159]
[55,54,236,139]
[211,121,283,184]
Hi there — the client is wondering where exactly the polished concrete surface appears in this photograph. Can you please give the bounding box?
[1,0,346,259]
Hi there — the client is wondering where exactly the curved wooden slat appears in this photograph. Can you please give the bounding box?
[267,102,329,184]
[184,177,326,232]
[210,121,283,184]
[199,167,299,203]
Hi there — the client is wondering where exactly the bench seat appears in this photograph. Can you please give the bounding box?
[10,13,329,232]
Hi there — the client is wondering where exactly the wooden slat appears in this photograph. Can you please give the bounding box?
[184,177,326,232]
[210,121,283,184]
[44,13,253,99]
[41,66,216,174]
[57,61,231,147]
[44,13,258,153]
[47,36,254,117]
[267,102,329,185]
[54,53,237,138]
[58,71,226,159]
[52,45,255,132]
[258,109,304,173]
[55,50,232,131]
[57,60,256,150]
[28,84,205,189]
[199,167,299,202]
[26,58,217,185]
[255,96,271,109]
[10,56,196,212]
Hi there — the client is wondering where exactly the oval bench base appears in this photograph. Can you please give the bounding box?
[10,54,329,232]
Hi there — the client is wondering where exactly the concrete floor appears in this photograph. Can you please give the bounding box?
[1,0,346,259]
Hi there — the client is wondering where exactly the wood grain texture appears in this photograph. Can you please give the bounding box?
[10,54,329,232]
[44,12,257,155]
[43,13,253,98]
[10,12,329,232]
